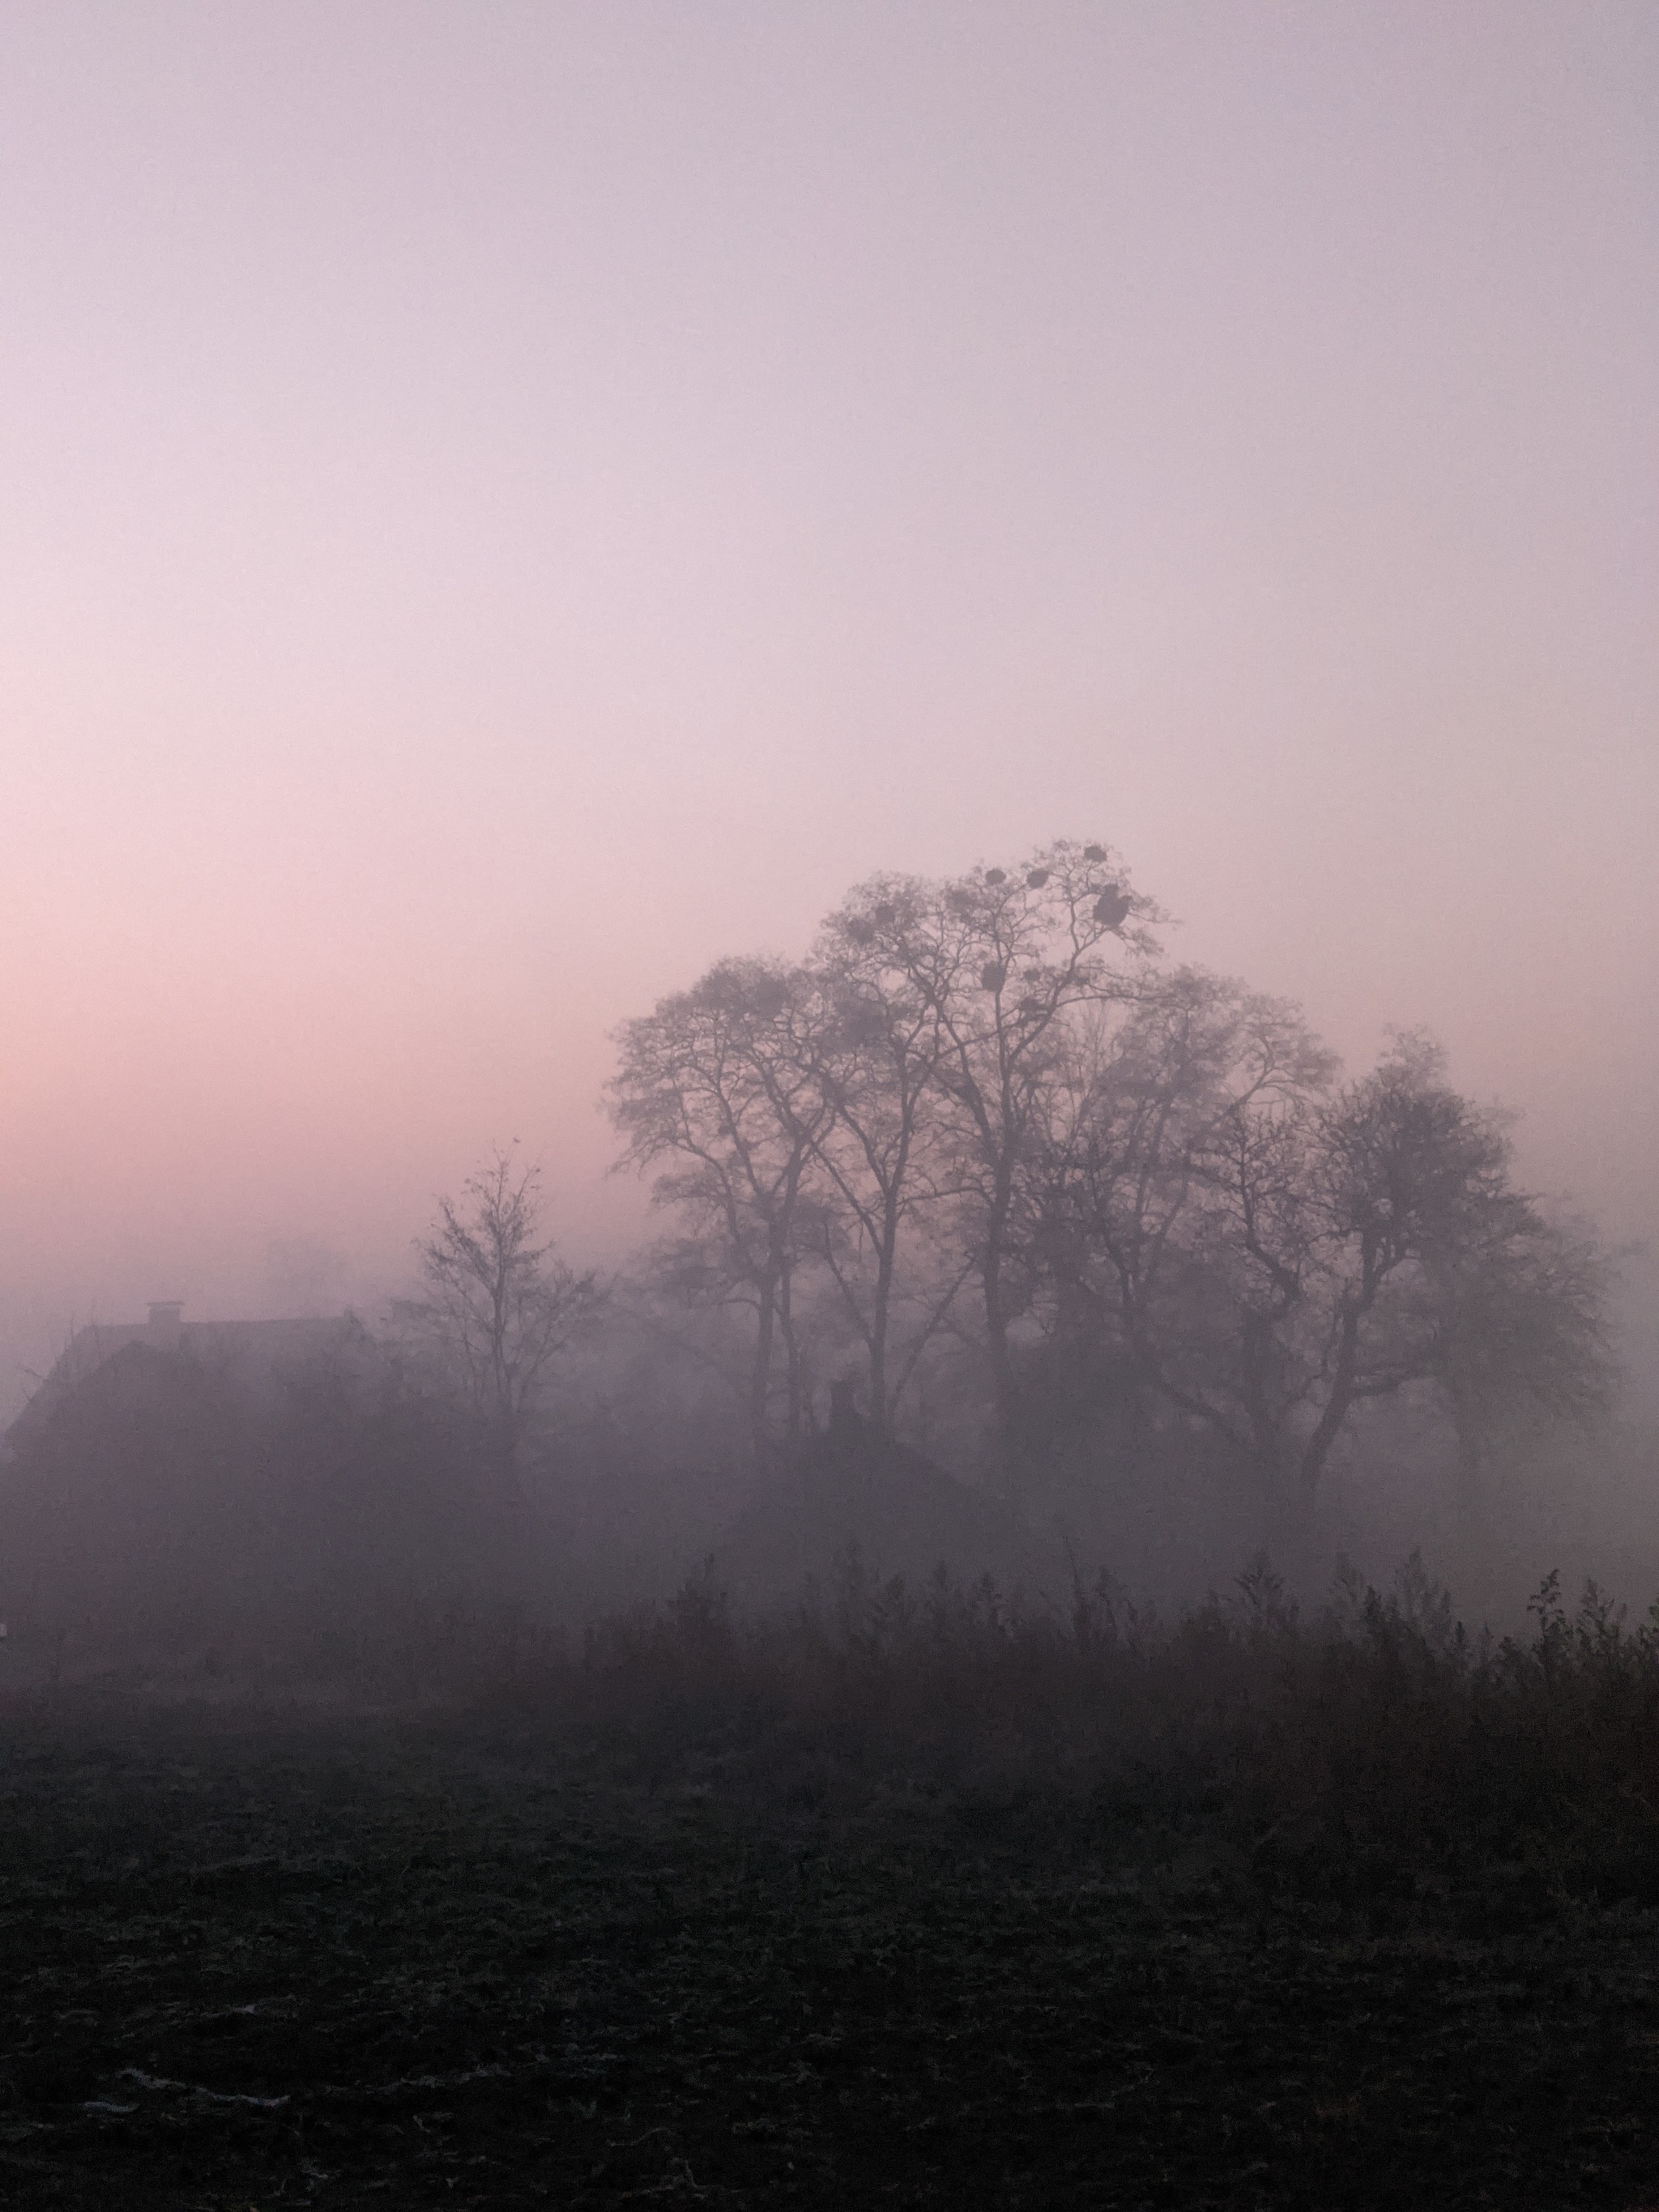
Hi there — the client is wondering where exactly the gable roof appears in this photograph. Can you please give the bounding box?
[708,1413,1056,1605]
[4,1310,373,1455]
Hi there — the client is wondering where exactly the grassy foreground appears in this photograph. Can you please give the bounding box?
[3,1563,1659,2209]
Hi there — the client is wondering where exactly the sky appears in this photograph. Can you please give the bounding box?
[2,2,1656,1413]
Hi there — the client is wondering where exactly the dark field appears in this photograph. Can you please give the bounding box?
[5,1580,1659,2209]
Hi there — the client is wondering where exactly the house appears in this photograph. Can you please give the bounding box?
[3,1302,373,1461]
[707,1383,1058,1606]
[0,1301,582,1653]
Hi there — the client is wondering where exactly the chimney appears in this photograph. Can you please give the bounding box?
[147,1301,184,1351]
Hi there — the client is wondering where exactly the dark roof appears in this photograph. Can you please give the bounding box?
[708,1416,1056,1607]
[4,1315,371,1453]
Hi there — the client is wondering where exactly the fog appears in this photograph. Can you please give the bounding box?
[2,5,1656,1624]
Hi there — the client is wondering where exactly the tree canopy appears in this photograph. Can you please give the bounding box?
[608,841,1613,1510]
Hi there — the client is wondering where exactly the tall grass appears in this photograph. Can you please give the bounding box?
[491,1549,1659,1896]
[14,1545,1658,1897]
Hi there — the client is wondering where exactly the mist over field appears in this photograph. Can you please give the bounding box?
[2,4,1656,1623]
[2,12,1658,2204]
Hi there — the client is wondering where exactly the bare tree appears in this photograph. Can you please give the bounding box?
[407,1149,604,1481]
[800,914,962,1430]
[1037,1018,1613,1507]
[835,838,1158,1461]
[606,842,1159,1466]
[603,846,1614,1528]
[1030,967,1334,1462]
[608,961,834,1460]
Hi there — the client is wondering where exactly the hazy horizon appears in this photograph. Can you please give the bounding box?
[3,2,1655,1421]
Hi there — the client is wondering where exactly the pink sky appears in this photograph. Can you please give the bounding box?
[2,2,1656,1412]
